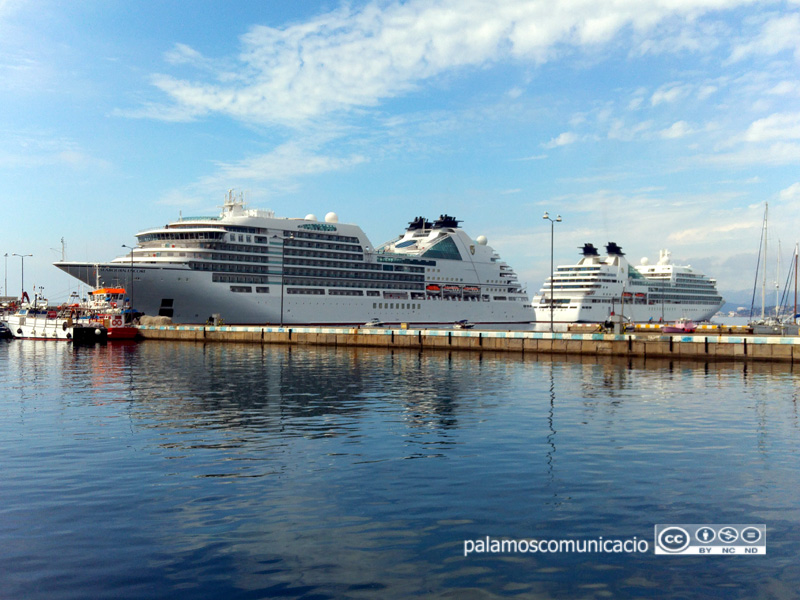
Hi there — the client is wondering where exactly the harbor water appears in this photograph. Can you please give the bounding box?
[1,340,799,599]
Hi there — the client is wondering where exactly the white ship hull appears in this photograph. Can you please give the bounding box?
[58,262,532,327]
[533,301,720,325]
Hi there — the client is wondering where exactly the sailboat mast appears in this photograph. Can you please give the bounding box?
[762,203,768,320]
[776,239,781,319]
[795,243,798,324]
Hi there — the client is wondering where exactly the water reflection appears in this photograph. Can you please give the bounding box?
[2,340,800,599]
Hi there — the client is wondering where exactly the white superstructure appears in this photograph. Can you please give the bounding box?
[532,242,724,324]
[56,191,531,326]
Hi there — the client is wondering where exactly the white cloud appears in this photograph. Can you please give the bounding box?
[164,43,204,66]
[660,120,693,139]
[0,134,111,170]
[650,82,691,106]
[729,13,800,62]
[779,181,800,201]
[201,141,367,185]
[668,221,754,243]
[543,131,578,148]
[130,0,761,126]
[767,80,800,95]
[697,85,718,100]
[607,119,653,141]
[704,141,800,165]
[744,112,800,142]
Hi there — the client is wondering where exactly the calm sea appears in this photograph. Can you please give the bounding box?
[1,339,799,599]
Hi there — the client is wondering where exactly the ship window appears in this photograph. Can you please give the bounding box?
[422,237,462,260]
[256,287,269,293]
[230,286,252,293]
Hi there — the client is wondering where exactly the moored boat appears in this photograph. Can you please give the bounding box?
[85,288,140,340]
[533,242,724,326]
[55,191,532,327]
[662,318,696,334]
[6,305,108,343]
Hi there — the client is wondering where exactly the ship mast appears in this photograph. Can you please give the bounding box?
[795,243,798,324]
[762,203,768,321]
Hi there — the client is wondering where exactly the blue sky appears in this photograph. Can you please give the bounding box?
[3,0,800,307]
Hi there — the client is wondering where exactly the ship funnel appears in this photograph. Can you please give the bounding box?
[605,242,625,256]
[433,214,461,229]
[580,243,599,256]
[407,216,431,231]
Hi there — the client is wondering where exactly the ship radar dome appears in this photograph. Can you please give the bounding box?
[476,235,488,246]
[305,214,318,221]
[325,212,339,223]
[640,257,649,266]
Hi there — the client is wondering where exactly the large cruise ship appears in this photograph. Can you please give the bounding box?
[532,242,724,324]
[55,191,532,326]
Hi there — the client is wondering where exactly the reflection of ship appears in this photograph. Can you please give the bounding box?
[532,243,724,324]
[56,191,531,327]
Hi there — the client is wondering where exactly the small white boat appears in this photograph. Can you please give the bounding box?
[363,318,385,328]
[453,319,474,329]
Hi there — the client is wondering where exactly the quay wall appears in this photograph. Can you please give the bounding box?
[136,325,800,363]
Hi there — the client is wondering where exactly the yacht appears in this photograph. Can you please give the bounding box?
[532,242,724,324]
[55,191,532,327]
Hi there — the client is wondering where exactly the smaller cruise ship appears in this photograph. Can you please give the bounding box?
[532,242,725,324]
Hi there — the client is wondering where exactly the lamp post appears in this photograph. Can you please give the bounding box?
[542,212,561,333]
[12,253,32,303]
[121,245,135,308]
[3,253,7,297]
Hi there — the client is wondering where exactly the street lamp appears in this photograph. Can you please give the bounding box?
[3,253,7,297]
[12,253,32,303]
[121,245,135,308]
[542,212,562,333]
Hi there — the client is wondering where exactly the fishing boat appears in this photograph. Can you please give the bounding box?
[6,295,108,343]
[84,288,140,340]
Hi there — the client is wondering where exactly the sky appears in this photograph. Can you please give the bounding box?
[3,0,800,308]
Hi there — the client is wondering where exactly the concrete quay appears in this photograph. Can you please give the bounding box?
[136,324,800,363]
